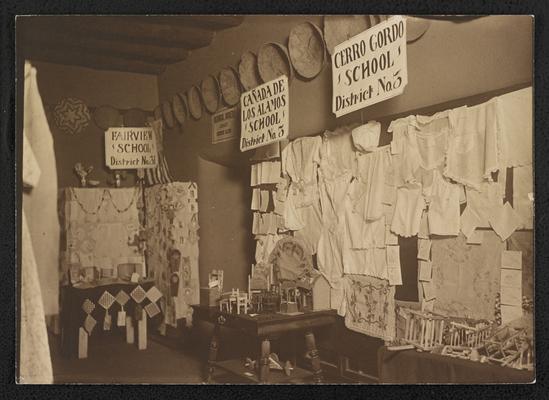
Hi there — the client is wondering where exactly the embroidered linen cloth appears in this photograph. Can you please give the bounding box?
[145,182,199,327]
[431,231,503,320]
[343,274,396,341]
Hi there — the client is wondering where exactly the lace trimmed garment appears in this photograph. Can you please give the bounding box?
[427,170,461,236]
[496,87,532,168]
[445,100,500,190]
[391,183,426,237]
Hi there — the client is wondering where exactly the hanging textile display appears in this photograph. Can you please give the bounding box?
[62,187,145,280]
[496,87,532,168]
[22,62,61,318]
[53,97,91,135]
[444,100,500,190]
[144,119,174,186]
[144,182,199,328]
[343,274,396,341]
[430,231,504,320]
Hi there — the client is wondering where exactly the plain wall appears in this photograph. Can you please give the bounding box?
[32,61,159,188]
[157,15,533,292]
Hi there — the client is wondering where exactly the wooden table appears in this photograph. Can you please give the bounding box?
[192,305,337,383]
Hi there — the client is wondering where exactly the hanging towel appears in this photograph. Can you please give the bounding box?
[445,100,500,190]
[427,170,461,236]
[391,183,425,237]
[496,87,533,168]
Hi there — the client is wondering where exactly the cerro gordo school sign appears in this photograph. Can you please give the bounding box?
[105,127,158,169]
[240,75,289,152]
[332,15,408,117]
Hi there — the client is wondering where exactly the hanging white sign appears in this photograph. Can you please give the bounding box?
[332,15,408,117]
[240,75,289,152]
[105,127,158,169]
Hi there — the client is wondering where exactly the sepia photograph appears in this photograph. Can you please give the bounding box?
[15,14,535,385]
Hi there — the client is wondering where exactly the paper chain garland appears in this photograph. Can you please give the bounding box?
[70,187,141,215]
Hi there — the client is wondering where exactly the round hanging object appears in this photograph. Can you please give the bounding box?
[324,15,374,56]
[406,16,431,42]
[53,97,91,135]
[153,105,163,121]
[288,21,326,80]
[257,42,293,83]
[123,108,148,127]
[219,67,242,106]
[238,51,261,91]
[200,75,221,114]
[93,105,122,130]
[187,85,203,120]
[268,237,313,283]
[171,93,188,126]
[162,100,175,129]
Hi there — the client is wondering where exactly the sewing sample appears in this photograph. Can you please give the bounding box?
[466,229,484,245]
[418,260,432,282]
[464,180,505,228]
[417,239,432,261]
[391,184,425,237]
[145,182,199,326]
[343,275,396,341]
[352,121,381,152]
[488,202,523,241]
[445,101,499,190]
[501,250,522,270]
[427,170,461,236]
[496,87,532,168]
[431,231,503,320]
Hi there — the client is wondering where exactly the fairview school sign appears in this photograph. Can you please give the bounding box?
[105,127,158,169]
[240,75,289,152]
[332,15,408,117]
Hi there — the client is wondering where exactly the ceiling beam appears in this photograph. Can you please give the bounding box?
[24,16,215,49]
[19,26,188,64]
[134,15,245,30]
[19,44,166,75]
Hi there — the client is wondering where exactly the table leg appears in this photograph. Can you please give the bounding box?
[206,321,221,383]
[305,331,323,383]
[259,338,271,383]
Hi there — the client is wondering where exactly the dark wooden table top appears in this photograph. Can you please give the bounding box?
[192,304,337,337]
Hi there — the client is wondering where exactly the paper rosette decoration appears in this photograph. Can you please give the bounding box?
[53,97,91,135]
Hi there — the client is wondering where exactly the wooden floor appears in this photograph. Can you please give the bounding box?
[49,332,204,384]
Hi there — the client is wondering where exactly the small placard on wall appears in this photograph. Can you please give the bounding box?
[212,106,239,144]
